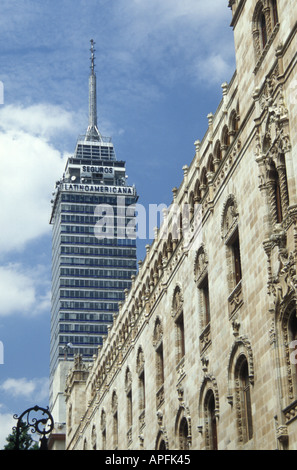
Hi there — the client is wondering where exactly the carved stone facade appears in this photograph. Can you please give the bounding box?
[65,0,297,450]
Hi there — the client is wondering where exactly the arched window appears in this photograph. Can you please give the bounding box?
[206,391,218,450]
[91,424,97,450]
[274,169,283,223]
[137,347,146,432]
[176,311,185,363]
[194,180,202,205]
[172,287,185,365]
[153,318,165,409]
[228,340,254,445]
[158,438,166,450]
[194,245,211,332]
[200,168,208,197]
[207,155,215,174]
[260,12,267,48]
[125,368,133,446]
[179,417,189,450]
[201,276,210,326]
[156,342,164,390]
[231,229,242,286]
[222,126,230,149]
[237,357,253,443]
[100,409,106,450]
[156,430,167,450]
[112,391,118,449]
[230,110,239,134]
[198,379,219,450]
[222,196,242,289]
[253,1,280,63]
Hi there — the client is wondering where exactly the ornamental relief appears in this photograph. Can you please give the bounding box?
[125,368,132,393]
[281,301,296,400]
[264,229,297,401]
[171,285,184,318]
[255,82,292,234]
[273,248,297,304]
[258,64,279,111]
[136,347,145,375]
[255,85,291,162]
[221,194,239,242]
[194,245,208,285]
[268,229,297,308]
[212,139,242,194]
[153,317,163,348]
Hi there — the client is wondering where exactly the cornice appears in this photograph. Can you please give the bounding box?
[230,0,247,29]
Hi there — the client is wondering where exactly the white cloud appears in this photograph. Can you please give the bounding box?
[0,103,75,139]
[1,378,36,397]
[0,104,70,254]
[0,377,49,402]
[0,264,35,316]
[0,263,50,317]
[194,53,235,86]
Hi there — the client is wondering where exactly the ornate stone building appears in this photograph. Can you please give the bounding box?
[65,0,297,450]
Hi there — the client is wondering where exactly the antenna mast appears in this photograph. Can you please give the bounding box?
[86,39,100,140]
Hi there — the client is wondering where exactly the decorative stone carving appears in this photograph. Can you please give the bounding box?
[153,317,163,348]
[171,285,184,318]
[221,194,239,242]
[194,245,208,285]
[136,347,145,375]
[228,280,243,319]
[125,368,132,394]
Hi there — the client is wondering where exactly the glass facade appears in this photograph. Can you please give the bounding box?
[49,135,138,406]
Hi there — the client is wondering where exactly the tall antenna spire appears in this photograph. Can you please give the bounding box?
[86,39,101,140]
[90,38,95,75]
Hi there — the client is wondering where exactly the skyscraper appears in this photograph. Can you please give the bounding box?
[49,40,138,417]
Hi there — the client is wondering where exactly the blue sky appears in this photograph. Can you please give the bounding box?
[0,0,235,447]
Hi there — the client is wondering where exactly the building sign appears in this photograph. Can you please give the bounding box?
[61,183,135,195]
[81,165,114,177]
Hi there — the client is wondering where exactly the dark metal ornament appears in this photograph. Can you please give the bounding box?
[13,405,54,450]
